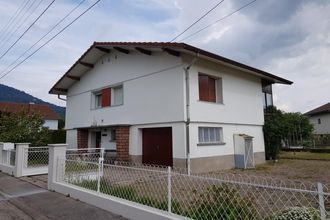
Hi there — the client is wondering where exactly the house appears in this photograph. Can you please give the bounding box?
[305,102,330,135]
[49,42,292,172]
[0,102,60,130]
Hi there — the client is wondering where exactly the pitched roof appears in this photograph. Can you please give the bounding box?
[305,102,330,116]
[49,42,293,95]
[0,102,61,120]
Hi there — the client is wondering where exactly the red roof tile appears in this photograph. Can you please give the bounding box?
[0,102,61,120]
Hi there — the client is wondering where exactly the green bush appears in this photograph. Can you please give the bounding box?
[185,184,257,220]
[49,130,66,144]
[268,207,320,220]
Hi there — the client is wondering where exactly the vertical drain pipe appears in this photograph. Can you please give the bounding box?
[184,55,198,175]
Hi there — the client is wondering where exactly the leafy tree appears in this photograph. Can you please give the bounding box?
[263,106,314,160]
[0,109,50,146]
[58,117,65,130]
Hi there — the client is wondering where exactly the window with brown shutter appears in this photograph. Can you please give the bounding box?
[101,88,111,107]
[198,74,220,103]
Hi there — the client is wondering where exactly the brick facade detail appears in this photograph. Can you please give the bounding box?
[115,126,130,161]
[77,129,88,149]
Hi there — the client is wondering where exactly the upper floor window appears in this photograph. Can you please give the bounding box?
[198,73,223,103]
[93,84,123,109]
[318,118,321,124]
[262,80,273,108]
[95,92,102,108]
[112,85,123,106]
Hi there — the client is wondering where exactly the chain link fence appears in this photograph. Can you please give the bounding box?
[24,147,49,168]
[66,148,104,163]
[58,158,330,220]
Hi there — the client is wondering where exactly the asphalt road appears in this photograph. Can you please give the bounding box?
[0,172,127,220]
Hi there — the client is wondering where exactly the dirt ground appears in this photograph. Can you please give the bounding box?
[218,159,330,184]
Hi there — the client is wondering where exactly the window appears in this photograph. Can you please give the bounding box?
[95,92,102,108]
[198,127,223,145]
[318,118,321,124]
[262,80,273,108]
[112,85,123,106]
[92,85,123,109]
[198,74,223,103]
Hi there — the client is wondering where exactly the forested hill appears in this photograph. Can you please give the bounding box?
[0,84,65,117]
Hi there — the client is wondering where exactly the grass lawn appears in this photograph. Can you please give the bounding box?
[219,158,330,183]
[280,151,330,160]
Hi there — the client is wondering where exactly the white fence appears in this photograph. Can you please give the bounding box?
[0,143,49,177]
[47,145,330,220]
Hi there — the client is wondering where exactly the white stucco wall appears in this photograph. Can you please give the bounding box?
[189,122,264,158]
[65,50,185,129]
[43,120,58,130]
[309,113,330,134]
[64,51,267,159]
[66,129,77,149]
[186,58,264,125]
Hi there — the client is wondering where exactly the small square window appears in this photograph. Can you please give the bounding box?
[198,73,223,103]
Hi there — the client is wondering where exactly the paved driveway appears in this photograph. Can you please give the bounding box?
[0,172,127,220]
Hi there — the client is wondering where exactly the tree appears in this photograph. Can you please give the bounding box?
[0,109,50,146]
[263,106,314,160]
[263,106,284,160]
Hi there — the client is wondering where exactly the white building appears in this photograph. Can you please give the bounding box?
[49,42,292,172]
[306,102,330,135]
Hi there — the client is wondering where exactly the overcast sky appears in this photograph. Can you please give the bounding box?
[0,0,329,113]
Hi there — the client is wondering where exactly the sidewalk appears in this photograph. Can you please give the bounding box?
[0,172,127,220]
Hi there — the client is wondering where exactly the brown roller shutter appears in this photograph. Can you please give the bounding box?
[102,88,111,107]
[199,74,209,101]
[208,77,216,102]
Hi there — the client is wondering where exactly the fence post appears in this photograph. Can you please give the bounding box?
[317,182,326,220]
[48,144,67,191]
[167,166,172,213]
[97,156,104,194]
[14,143,29,177]
[187,153,191,176]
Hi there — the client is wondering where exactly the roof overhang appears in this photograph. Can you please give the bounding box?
[49,42,293,95]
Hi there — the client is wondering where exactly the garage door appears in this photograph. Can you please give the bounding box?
[142,127,173,167]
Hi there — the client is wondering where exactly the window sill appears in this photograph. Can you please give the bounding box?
[91,104,123,110]
[198,100,224,105]
[197,142,226,146]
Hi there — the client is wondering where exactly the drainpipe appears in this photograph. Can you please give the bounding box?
[183,54,198,175]
[57,94,67,101]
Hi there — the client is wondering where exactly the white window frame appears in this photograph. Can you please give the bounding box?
[94,92,102,109]
[198,127,224,146]
[112,85,123,106]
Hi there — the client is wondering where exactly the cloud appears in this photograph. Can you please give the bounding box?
[0,0,328,114]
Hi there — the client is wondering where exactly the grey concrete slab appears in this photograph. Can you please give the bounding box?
[0,172,128,220]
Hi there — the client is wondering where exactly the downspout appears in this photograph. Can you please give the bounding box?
[57,94,67,101]
[183,54,198,175]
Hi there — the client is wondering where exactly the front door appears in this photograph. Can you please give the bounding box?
[142,127,173,166]
[95,132,102,149]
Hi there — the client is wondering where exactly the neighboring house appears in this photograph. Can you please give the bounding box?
[49,42,292,172]
[305,102,330,135]
[0,102,60,130]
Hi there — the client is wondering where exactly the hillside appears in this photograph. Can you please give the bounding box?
[0,84,65,117]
